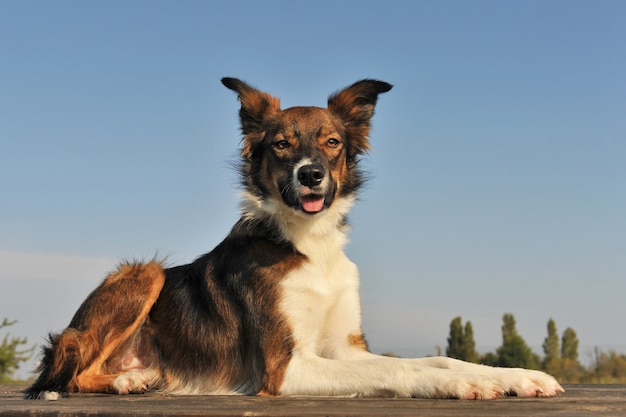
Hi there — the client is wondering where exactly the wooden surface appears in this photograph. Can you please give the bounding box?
[1,385,625,416]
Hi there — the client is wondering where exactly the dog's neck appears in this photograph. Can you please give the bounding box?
[239,191,354,261]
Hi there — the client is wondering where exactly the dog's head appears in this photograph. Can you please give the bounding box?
[222,78,392,220]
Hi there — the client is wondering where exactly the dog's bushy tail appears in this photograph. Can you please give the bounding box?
[24,330,81,400]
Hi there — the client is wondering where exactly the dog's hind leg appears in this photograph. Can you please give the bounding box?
[26,261,165,399]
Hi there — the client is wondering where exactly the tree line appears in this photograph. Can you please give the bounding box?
[444,314,626,384]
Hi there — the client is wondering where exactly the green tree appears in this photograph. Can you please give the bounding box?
[589,350,626,384]
[446,316,478,363]
[561,327,579,361]
[542,318,560,371]
[446,316,464,360]
[495,313,539,369]
[480,351,499,366]
[0,318,35,383]
[463,321,478,363]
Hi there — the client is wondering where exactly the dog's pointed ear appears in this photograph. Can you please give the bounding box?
[222,78,281,158]
[221,77,281,134]
[328,79,392,154]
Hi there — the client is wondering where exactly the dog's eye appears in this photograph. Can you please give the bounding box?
[273,140,290,150]
[327,138,340,148]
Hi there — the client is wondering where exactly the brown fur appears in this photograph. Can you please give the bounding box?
[37,262,164,395]
[348,333,369,351]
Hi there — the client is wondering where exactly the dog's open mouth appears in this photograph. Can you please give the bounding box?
[300,195,325,214]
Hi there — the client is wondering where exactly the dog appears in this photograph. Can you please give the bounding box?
[27,78,564,400]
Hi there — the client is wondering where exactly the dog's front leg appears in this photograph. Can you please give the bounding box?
[279,353,505,399]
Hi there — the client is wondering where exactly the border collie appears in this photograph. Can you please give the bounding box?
[27,78,564,400]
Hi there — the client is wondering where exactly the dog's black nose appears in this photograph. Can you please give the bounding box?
[297,164,325,187]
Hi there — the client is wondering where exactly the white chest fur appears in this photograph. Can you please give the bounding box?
[279,247,362,357]
[244,191,365,357]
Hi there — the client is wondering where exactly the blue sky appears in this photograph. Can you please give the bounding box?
[1,1,625,378]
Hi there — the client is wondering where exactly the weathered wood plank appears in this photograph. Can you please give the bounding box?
[1,385,625,417]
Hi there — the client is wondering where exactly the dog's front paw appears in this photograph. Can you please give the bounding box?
[498,369,565,398]
[449,376,506,400]
[420,371,505,400]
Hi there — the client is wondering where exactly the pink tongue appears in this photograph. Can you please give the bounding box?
[302,197,325,213]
